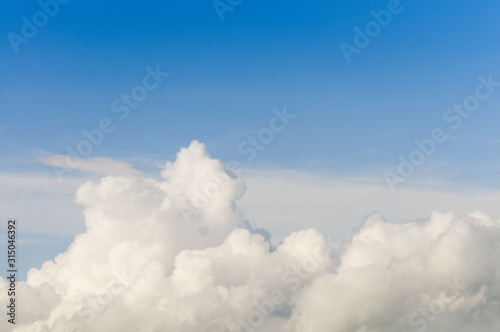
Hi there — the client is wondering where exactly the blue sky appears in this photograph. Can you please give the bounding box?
[2,0,500,279]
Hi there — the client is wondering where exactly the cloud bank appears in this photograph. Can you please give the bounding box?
[2,141,500,331]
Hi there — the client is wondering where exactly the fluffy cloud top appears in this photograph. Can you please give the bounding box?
[2,141,499,331]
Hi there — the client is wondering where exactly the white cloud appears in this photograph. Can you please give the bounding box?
[238,169,500,243]
[0,154,143,236]
[0,173,85,236]
[41,154,141,177]
[2,141,500,331]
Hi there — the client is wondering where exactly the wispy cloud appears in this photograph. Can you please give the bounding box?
[41,154,141,177]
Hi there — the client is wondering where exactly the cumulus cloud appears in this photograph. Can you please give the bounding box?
[2,141,500,331]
